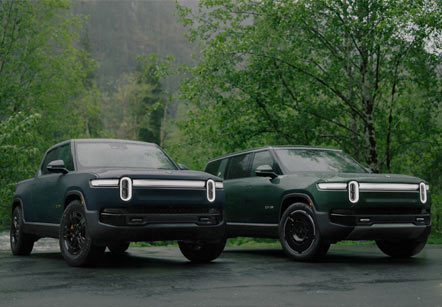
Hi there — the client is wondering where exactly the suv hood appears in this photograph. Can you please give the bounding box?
[286,171,426,184]
[318,172,425,184]
[89,168,221,181]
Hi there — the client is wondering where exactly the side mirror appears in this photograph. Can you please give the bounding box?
[255,164,278,179]
[47,160,69,174]
[178,163,189,170]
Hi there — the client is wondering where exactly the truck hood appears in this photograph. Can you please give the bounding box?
[88,168,221,181]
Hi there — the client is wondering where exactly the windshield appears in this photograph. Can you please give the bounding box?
[75,142,176,170]
[275,149,366,173]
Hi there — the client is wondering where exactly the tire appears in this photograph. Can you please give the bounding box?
[59,201,105,267]
[376,238,427,258]
[279,203,330,261]
[108,242,130,255]
[178,239,226,263]
[10,206,35,256]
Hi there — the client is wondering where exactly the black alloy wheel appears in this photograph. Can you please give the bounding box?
[284,210,316,254]
[10,206,34,256]
[108,242,130,255]
[59,201,105,267]
[178,239,226,263]
[279,203,330,261]
[62,210,87,256]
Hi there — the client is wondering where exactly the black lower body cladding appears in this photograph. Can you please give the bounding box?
[316,211,431,242]
[84,207,226,245]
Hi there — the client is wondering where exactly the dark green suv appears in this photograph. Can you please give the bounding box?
[204,146,431,261]
[11,139,225,266]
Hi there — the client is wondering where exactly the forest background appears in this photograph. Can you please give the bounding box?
[0,0,440,243]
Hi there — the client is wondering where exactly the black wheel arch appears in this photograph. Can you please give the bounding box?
[64,190,86,210]
[12,198,24,216]
[279,193,317,219]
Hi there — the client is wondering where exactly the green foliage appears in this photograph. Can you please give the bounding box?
[0,0,104,225]
[175,0,441,169]
[103,54,173,145]
[0,113,41,225]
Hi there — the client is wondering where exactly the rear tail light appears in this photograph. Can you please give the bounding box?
[348,181,359,203]
[419,182,427,204]
[120,177,132,201]
[206,179,216,202]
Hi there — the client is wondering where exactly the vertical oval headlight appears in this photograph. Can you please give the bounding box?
[348,181,359,204]
[419,182,427,204]
[206,179,216,202]
[120,177,132,201]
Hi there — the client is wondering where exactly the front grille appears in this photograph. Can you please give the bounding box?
[103,206,214,215]
[329,208,430,227]
[100,206,222,227]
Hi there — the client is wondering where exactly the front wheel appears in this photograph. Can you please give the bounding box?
[279,203,330,261]
[178,239,226,263]
[10,206,35,256]
[376,238,428,258]
[108,242,130,255]
[59,201,105,267]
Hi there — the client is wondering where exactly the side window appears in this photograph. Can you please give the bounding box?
[217,158,228,178]
[57,143,74,171]
[41,148,58,175]
[205,160,221,176]
[204,158,228,179]
[251,150,278,176]
[225,153,252,180]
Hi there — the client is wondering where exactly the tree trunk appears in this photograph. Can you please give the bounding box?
[361,56,379,172]
[160,96,169,147]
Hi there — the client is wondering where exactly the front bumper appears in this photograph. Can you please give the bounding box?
[84,208,226,244]
[316,211,431,242]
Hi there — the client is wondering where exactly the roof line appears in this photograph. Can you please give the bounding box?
[206,145,342,163]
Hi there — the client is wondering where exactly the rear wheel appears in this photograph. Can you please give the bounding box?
[10,206,35,256]
[59,201,105,267]
[279,203,330,261]
[178,239,226,263]
[108,242,130,255]
[376,238,428,258]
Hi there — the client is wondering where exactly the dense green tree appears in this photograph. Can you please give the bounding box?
[0,113,40,225]
[175,0,441,173]
[103,54,172,145]
[0,0,102,225]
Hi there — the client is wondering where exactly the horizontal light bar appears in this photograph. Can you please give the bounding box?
[317,183,347,190]
[90,179,119,187]
[133,179,206,189]
[91,178,224,189]
[359,183,419,191]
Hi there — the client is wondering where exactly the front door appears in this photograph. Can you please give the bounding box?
[243,150,281,224]
[32,143,74,224]
[223,153,253,223]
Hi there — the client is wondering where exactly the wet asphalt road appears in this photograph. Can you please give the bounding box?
[0,234,441,307]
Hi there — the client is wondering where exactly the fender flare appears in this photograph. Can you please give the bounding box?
[11,197,26,223]
[64,190,87,209]
[279,192,318,218]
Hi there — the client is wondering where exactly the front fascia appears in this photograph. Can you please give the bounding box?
[276,174,431,213]
[312,182,431,213]
[84,180,225,212]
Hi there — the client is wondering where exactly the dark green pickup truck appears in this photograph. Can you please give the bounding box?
[11,139,226,266]
[205,146,431,261]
